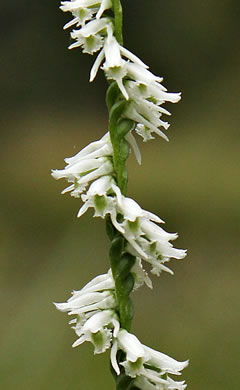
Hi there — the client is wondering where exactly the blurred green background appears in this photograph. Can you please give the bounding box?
[1,1,239,389]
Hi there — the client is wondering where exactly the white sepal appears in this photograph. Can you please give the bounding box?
[108,185,186,275]
[111,330,188,389]
[51,133,114,198]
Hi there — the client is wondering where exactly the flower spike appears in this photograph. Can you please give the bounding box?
[53,1,189,389]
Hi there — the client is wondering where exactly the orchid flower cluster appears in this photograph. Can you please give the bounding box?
[53,1,188,389]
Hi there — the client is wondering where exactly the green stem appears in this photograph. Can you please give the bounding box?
[107,82,134,195]
[112,0,123,45]
[106,5,136,385]
[108,228,135,331]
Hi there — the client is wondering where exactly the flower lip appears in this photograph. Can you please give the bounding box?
[111,329,188,388]
[54,270,119,354]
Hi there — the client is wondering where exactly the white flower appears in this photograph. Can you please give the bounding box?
[78,175,116,217]
[111,330,188,389]
[134,375,187,390]
[55,289,116,315]
[72,309,119,353]
[110,184,186,274]
[90,31,148,93]
[51,133,113,198]
[54,270,116,316]
[55,270,120,353]
[125,130,142,165]
[101,32,128,98]
[60,0,112,29]
[124,69,181,142]
[69,17,111,53]
[95,0,112,19]
[111,330,145,374]
[131,257,152,290]
[62,7,95,30]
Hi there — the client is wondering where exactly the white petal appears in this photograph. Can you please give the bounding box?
[64,133,110,164]
[112,318,120,337]
[72,334,86,348]
[126,237,148,260]
[90,48,105,81]
[134,376,158,390]
[77,202,90,217]
[120,46,148,68]
[112,184,143,221]
[143,345,189,374]
[77,159,113,184]
[81,310,116,333]
[131,258,152,290]
[60,1,97,12]
[76,18,109,38]
[86,175,114,196]
[77,270,114,294]
[126,108,169,142]
[96,0,112,19]
[125,131,142,165]
[118,330,145,362]
[69,295,116,315]
[64,16,79,30]
[127,62,163,85]
[110,340,120,375]
[110,209,125,234]
[104,34,124,68]
[68,291,110,307]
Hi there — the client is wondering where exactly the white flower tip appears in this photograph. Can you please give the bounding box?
[90,66,98,82]
[53,302,65,311]
[72,339,81,348]
[110,341,120,375]
[185,359,190,367]
[178,359,189,371]
[147,278,153,289]
[176,92,182,102]
[118,82,129,100]
[51,170,60,179]
[77,210,83,218]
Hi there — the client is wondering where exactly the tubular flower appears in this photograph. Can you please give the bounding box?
[124,76,181,142]
[131,257,152,290]
[111,329,188,389]
[69,17,111,53]
[51,133,113,198]
[54,270,120,353]
[90,40,180,139]
[90,30,148,91]
[111,184,186,275]
[78,175,116,218]
[60,0,112,28]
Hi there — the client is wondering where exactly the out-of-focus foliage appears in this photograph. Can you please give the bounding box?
[0,1,239,390]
